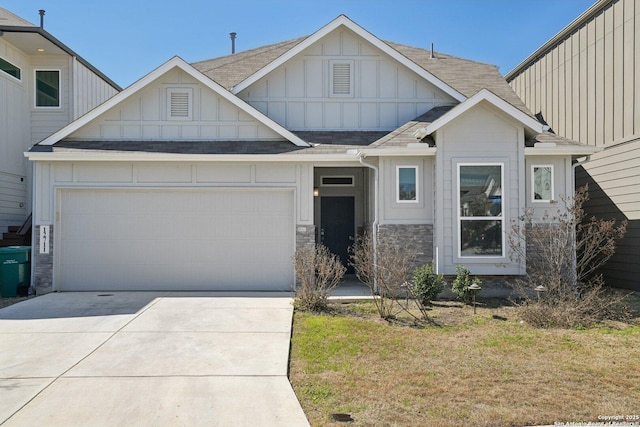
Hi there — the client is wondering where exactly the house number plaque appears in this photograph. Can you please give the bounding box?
[39,225,50,254]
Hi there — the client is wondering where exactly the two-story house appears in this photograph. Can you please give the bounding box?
[506,0,639,291]
[0,8,120,243]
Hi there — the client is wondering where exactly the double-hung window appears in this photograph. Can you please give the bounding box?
[458,164,504,257]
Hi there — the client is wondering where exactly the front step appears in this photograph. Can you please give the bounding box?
[8,226,20,233]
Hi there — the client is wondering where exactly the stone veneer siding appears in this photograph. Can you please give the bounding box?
[33,225,54,295]
[376,224,433,269]
[296,224,316,253]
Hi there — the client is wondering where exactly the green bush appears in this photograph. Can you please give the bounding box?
[412,264,445,306]
[451,265,482,304]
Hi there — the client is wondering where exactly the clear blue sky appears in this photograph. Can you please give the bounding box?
[1,0,594,88]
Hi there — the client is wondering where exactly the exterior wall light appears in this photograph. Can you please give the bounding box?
[313,187,319,197]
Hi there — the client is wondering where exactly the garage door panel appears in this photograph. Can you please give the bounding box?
[57,189,294,291]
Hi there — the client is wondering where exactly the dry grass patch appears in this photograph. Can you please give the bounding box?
[289,297,640,427]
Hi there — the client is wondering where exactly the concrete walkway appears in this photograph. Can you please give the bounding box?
[0,292,310,426]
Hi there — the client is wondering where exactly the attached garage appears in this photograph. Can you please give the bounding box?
[56,188,295,291]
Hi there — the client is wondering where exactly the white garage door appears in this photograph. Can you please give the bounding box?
[57,188,295,291]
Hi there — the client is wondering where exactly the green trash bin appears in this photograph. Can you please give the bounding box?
[0,246,31,298]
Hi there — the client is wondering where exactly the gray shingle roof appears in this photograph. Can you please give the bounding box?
[0,8,36,27]
[192,37,306,91]
[369,106,453,148]
[192,34,531,117]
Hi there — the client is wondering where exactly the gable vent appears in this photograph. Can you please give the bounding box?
[331,60,353,97]
[167,88,192,120]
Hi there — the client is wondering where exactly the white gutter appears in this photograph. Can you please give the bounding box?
[355,150,379,293]
[24,151,362,163]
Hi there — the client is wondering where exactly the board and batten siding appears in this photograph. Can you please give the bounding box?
[507,0,640,290]
[32,161,314,228]
[69,68,283,141]
[434,104,525,275]
[238,27,457,131]
[72,59,119,120]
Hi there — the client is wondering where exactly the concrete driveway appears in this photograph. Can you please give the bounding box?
[0,292,310,426]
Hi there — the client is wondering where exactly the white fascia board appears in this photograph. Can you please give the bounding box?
[231,15,466,103]
[24,151,359,163]
[423,89,544,135]
[524,146,602,156]
[357,147,437,157]
[38,56,309,148]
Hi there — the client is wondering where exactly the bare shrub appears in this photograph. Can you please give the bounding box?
[293,244,346,312]
[350,231,416,320]
[509,186,629,328]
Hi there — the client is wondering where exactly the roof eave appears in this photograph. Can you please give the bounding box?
[0,26,122,91]
[524,146,603,156]
[36,56,310,148]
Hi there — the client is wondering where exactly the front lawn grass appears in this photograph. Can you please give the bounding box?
[289,297,640,427]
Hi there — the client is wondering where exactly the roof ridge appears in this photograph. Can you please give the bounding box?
[385,40,498,68]
[192,36,308,70]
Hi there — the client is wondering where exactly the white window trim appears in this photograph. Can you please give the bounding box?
[166,87,193,121]
[34,69,61,109]
[396,165,419,203]
[320,175,355,187]
[0,55,22,82]
[329,60,354,97]
[457,162,505,259]
[531,165,554,203]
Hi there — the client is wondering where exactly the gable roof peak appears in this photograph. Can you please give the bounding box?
[230,15,465,102]
[36,55,309,148]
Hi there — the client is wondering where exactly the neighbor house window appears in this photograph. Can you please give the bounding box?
[35,70,60,107]
[330,60,353,97]
[458,164,504,257]
[532,165,553,202]
[167,88,192,120]
[0,57,21,80]
[397,166,418,202]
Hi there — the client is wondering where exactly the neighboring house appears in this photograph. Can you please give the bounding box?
[25,15,598,293]
[506,0,639,291]
[0,8,120,241]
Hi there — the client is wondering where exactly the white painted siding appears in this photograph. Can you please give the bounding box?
[0,172,27,231]
[69,68,284,141]
[72,59,119,119]
[239,28,457,131]
[379,157,434,224]
[435,104,524,275]
[30,55,73,143]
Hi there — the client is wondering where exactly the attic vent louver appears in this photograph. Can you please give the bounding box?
[167,88,192,120]
[330,60,353,97]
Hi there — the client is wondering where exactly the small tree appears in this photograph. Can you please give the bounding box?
[509,186,629,327]
[293,244,346,312]
[451,265,482,305]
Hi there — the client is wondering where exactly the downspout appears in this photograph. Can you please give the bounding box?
[357,153,379,293]
[570,155,592,290]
